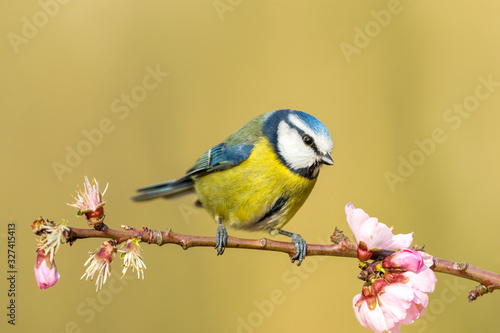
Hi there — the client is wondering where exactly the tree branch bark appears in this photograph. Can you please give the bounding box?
[63,224,500,301]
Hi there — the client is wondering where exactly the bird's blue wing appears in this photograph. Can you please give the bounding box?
[187,142,254,177]
[132,113,267,201]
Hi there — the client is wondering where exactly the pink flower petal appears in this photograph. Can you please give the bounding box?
[379,284,415,328]
[387,232,414,249]
[363,221,398,250]
[417,251,434,268]
[400,301,424,325]
[345,203,413,251]
[345,202,371,242]
[403,267,437,294]
[411,289,429,309]
[353,294,390,333]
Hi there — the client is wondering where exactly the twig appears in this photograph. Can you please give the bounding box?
[63,224,500,301]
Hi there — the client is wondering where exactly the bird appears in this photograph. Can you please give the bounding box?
[131,109,334,265]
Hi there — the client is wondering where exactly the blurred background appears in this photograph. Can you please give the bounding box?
[1,1,500,332]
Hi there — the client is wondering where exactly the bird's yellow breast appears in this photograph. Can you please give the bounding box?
[194,137,317,233]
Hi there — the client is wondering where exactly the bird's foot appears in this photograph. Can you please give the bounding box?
[215,222,228,256]
[290,233,307,266]
[278,230,307,266]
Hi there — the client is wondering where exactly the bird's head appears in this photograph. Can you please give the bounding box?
[263,109,334,179]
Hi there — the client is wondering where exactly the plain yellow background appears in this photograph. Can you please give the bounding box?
[1,1,500,332]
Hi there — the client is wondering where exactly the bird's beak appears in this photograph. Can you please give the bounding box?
[321,153,334,165]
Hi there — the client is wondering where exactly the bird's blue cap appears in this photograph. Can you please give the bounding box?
[263,109,332,144]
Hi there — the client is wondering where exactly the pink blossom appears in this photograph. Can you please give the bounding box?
[81,240,117,291]
[354,283,421,333]
[353,250,437,332]
[34,249,60,290]
[67,176,107,220]
[353,282,433,333]
[347,204,437,332]
[119,237,147,280]
[345,203,413,260]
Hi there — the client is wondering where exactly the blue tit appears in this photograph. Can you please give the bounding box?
[132,109,334,265]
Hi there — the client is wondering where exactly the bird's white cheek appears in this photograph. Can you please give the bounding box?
[277,122,316,170]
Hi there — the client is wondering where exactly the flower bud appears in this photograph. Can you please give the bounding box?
[383,249,424,273]
[34,249,60,290]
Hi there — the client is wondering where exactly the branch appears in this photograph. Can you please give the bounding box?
[65,225,358,256]
[64,224,500,300]
[432,258,500,301]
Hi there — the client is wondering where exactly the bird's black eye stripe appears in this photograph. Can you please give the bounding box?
[302,134,320,154]
[302,135,314,146]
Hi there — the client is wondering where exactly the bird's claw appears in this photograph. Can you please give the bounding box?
[290,233,307,266]
[215,223,228,256]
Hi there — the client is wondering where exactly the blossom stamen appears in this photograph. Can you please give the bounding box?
[81,240,117,291]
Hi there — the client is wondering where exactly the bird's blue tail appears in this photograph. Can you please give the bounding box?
[131,175,195,201]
